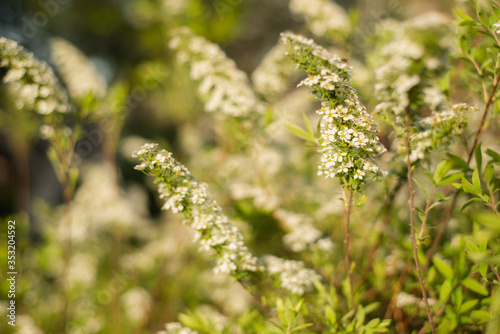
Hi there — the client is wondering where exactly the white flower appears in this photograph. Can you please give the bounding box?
[261,255,321,295]
[0,37,70,116]
[50,37,107,99]
[169,28,265,117]
[494,20,500,34]
[282,33,386,185]
[289,0,350,39]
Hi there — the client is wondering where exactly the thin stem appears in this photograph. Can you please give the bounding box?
[491,266,500,282]
[418,187,436,242]
[405,117,435,334]
[344,186,355,309]
[426,71,500,266]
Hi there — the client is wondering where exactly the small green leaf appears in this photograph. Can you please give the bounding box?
[438,172,464,185]
[466,241,480,253]
[462,278,489,296]
[434,160,453,184]
[433,257,454,279]
[484,163,495,185]
[440,279,453,303]
[471,310,492,322]
[302,112,314,136]
[461,198,481,212]
[461,177,480,195]
[446,153,472,171]
[472,169,482,193]
[479,263,488,278]
[486,149,500,163]
[284,123,316,142]
[290,323,313,332]
[454,9,475,21]
[474,211,500,231]
[458,299,479,314]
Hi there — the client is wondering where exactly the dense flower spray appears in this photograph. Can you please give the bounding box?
[50,37,107,100]
[372,14,474,161]
[134,143,321,294]
[1,37,70,116]
[289,0,351,41]
[281,32,386,189]
[169,28,265,118]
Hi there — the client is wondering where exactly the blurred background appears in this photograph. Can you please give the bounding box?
[0,0,462,333]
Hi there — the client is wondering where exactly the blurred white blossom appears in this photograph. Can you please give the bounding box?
[289,0,350,39]
[50,37,107,100]
[0,37,70,115]
[169,28,265,117]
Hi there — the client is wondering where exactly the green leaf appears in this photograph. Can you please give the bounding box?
[438,172,464,185]
[480,263,488,278]
[284,123,316,142]
[471,310,492,322]
[433,160,453,184]
[433,257,454,279]
[290,323,313,332]
[454,9,475,21]
[484,163,495,185]
[301,112,314,137]
[458,299,479,314]
[461,198,481,212]
[462,278,489,296]
[466,241,480,253]
[461,177,480,195]
[486,149,500,163]
[472,169,482,193]
[440,279,453,303]
[474,211,500,232]
[446,153,473,171]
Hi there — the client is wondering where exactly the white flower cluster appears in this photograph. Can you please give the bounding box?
[159,322,199,334]
[289,0,350,40]
[69,163,145,242]
[50,37,107,100]
[396,292,437,309]
[134,144,322,294]
[229,182,280,211]
[494,20,500,34]
[0,37,70,115]
[121,287,151,324]
[373,13,451,126]
[408,103,473,162]
[260,255,321,295]
[169,28,265,117]
[275,209,333,252]
[251,43,295,101]
[282,33,386,185]
[134,143,259,275]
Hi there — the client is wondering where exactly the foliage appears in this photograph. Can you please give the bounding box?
[1,0,500,333]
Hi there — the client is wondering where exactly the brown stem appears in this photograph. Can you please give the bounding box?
[426,72,500,266]
[418,187,436,242]
[417,305,446,334]
[405,117,435,334]
[491,266,500,282]
[344,186,355,309]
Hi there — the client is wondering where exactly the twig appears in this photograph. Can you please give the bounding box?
[344,186,355,309]
[418,186,436,242]
[405,116,435,334]
[426,71,500,266]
